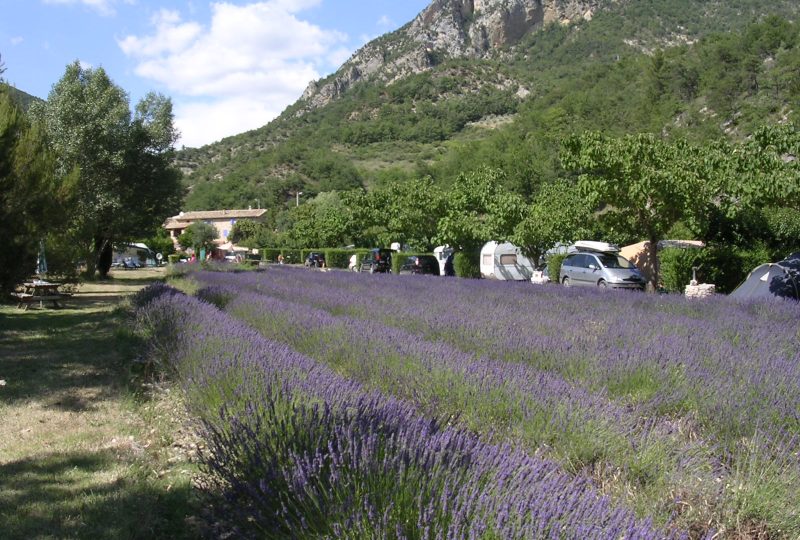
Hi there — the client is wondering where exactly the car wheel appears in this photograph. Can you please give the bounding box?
[562,276,570,287]
[598,279,607,288]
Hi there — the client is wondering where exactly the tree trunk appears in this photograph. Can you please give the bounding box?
[647,236,660,292]
[94,237,113,278]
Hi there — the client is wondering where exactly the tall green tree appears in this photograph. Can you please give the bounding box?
[30,62,183,277]
[357,177,446,250]
[561,132,715,288]
[512,179,594,265]
[0,89,65,292]
[436,167,525,253]
[177,221,218,252]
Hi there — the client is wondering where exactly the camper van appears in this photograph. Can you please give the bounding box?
[433,245,454,276]
[480,241,536,281]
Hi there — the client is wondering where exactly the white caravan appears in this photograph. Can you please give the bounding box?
[433,245,454,276]
[480,241,536,281]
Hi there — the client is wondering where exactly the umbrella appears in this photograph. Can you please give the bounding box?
[36,239,47,277]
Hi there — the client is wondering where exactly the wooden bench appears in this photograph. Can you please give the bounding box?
[11,292,70,310]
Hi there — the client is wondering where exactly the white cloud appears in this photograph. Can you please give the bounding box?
[175,97,290,148]
[119,1,350,147]
[10,36,24,46]
[377,15,394,28]
[42,0,116,17]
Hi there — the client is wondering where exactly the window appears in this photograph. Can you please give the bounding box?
[598,254,634,269]
[499,254,517,265]
[482,254,493,266]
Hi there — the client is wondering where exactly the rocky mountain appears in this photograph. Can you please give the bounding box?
[300,0,611,112]
[176,0,800,211]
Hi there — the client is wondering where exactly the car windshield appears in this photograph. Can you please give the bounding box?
[598,254,634,269]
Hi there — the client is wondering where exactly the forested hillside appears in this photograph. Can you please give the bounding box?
[0,83,41,111]
[177,0,800,210]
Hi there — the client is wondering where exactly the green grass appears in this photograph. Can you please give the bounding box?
[0,271,202,539]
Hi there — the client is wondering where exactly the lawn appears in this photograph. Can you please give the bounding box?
[0,268,201,539]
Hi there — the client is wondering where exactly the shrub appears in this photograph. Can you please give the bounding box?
[660,248,702,293]
[546,253,567,283]
[167,254,180,265]
[281,249,302,264]
[130,282,182,309]
[693,243,772,294]
[453,251,480,278]
[196,285,237,309]
[324,249,352,269]
[260,248,283,263]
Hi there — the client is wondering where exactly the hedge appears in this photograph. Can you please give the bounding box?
[546,253,568,284]
[454,251,480,278]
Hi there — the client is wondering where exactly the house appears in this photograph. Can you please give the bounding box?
[163,209,268,249]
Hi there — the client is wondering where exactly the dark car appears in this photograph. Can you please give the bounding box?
[399,255,439,276]
[304,252,326,268]
[360,248,393,273]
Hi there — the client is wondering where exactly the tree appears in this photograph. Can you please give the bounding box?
[30,62,183,278]
[287,191,363,248]
[560,126,800,288]
[512,179,594,266]
[178,222,218,252]
[561,132,715,288]
[0,89,65,292]
[358,177,446,251]
[436,167,525,254]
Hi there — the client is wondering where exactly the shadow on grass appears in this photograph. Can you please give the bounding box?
[0,449,203,539]
[0,308,139,408]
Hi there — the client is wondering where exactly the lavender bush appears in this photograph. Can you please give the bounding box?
[136,285,697,539]
[182,267,800,537]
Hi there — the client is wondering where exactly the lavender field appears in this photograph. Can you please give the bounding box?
[135,267,800,538]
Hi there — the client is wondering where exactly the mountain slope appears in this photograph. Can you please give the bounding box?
[0,83,42,111]
[175,0,800,211]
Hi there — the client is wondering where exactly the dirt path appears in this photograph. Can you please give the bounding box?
[0,268,200,539]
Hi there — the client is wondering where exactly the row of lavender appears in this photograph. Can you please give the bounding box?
[191,268,800,537]
[133,283,689,538]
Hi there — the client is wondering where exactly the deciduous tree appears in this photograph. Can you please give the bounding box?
[436,167,525,254]
[30,62,183,277]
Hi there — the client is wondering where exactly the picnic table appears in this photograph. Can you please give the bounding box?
[11,280,70,309]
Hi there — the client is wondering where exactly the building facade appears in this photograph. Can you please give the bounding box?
[163,209,268,249]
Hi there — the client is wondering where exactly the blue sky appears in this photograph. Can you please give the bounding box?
[1,0,430,147]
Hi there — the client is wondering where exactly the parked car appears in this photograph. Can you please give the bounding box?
[359,248,393,273]
[399,255,439,276]
[559,251,645,290]
[304,252,326,268]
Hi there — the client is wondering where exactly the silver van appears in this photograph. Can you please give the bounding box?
[559,251,645,290]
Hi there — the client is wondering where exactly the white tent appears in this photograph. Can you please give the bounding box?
[480,241,536,281]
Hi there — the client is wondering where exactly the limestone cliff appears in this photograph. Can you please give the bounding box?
[300,0,616,111]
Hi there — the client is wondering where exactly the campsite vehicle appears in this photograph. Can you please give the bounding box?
[479,241,536,281]
[730,252,800,301]
[530,265,550,285]
[360,248,393,273]
[560,243,645,290]
[304,252,326,268]
[434,245,454,276]
[399,255,439,276]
